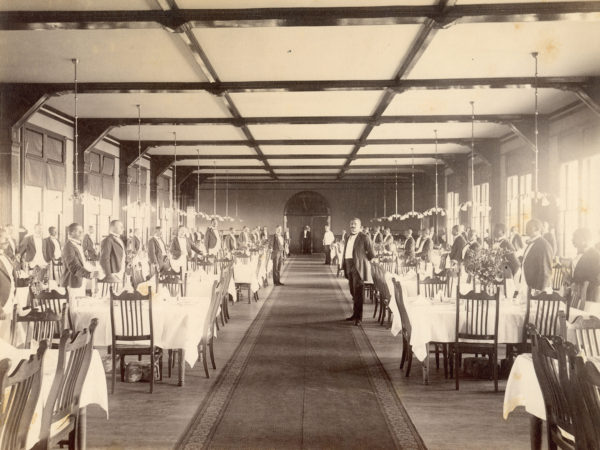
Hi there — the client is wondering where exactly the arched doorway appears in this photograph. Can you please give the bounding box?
[284,191,330,255]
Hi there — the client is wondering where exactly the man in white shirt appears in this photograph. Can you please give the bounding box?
[148,226,170,273]
[43,226,62,261]
[99,220,126,281]
[0,228,16,321]
[322,225,335,265]
[18,223,47,269]
[204,219,222,256]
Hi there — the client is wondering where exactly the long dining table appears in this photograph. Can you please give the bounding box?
[0,339,108,450]
[384,269,600,384]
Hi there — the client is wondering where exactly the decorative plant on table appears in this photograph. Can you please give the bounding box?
[463,246,508,293]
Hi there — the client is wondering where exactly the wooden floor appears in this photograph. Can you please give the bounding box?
[84,256,535,449]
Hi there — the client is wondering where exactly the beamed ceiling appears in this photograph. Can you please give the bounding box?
[1,1,600,185]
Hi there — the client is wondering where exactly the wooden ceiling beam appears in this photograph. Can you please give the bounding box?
[2,2,599,30]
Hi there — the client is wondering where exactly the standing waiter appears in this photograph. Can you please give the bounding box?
[272,225,285,286]
[343,218,375,326]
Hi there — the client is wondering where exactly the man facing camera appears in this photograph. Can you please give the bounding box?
[62,223,98,297]
[522,219,553,292]
[99,220,126,282]
[343,218,375,326]
[18,223,47,269]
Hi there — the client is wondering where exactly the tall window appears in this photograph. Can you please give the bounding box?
[22,126,66,237]
[473,182,490,237]
[84,151,115,240]
[157,176,172,240]
[506,173,532,233]
[559,155,600,256]
[446,191,460,242]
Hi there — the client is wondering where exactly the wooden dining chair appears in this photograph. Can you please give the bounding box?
[567,280,589,314]
[399,260,418,275]
[11,305,60,349]
[551,262,569,293]
[0,340,48,450]
[31,287,71,336]
[109,287,162,394]
[50,258,64,284]
[393,280,414,376]
[530,326,576,449]
[157,267,186,297]
[97,277,121,298]
[561,312,600,358]
[38,319,98,450]
[568,347,600,449]
[523,289,565,345]
[416,273,449,298]
[454,287,500,391]
[197,280,222,379]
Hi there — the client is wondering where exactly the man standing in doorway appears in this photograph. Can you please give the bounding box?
[272,225,285,286]
[302,225,312,254]
[343,218,375,326]
[322,225,335,265]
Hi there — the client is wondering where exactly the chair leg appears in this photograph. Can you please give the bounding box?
[111,351,116,394]
[168,350,172,378]
[405,348,413,377]
[209,337,216,369]
[202,343,209,378]
[493,350,498,392]
[150,351,154,394]
[215,317,220,332]
[120,355,125,381]
[442,344,449,379]
[435,344,440,369]
[400,339,407,370]
[373,294,378,318]
[455,351,460,390]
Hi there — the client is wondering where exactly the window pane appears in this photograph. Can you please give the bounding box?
[24,128,43,157]
[24,157,45,187]
[22,185,42,232]
[87,152,101,173]
[102,156,115,176]
[46,164,66,191]
[46,136,64,163]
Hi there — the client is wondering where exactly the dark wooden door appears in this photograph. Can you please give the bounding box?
[287,215,310,254]
[310,216,328,254]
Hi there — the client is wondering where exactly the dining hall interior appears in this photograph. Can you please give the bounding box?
[1,1,600,449]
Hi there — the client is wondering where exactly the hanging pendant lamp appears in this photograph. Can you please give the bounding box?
[404,148,423,220]
[223,170,234,222]
[70,58,86,203]
[459,101,476,212]
[387,160,402,221]
[529,52,550,206]
[424,129,446,217]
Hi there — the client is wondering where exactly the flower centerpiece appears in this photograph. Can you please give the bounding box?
[463,246,508,292]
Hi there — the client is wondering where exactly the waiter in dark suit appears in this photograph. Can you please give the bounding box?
[449,225,467,264]
[3,224,17,263]
[417,228,433,263]
[18,223,47,269]
[272,225,285,286]
[61,223,98,295]
[522,219,553,292]
[237,226,251,248]
[82,226,98,261]
[343,218,375,326]
[301,226,312,254]
[493,223,520,277]
[99,220,126,282]
[0,228,16,319]
[147,226,170,273]
[571,228,600,302]
[170,226,203,261]
[204,219,221,256]
[403,229,415,259]
[43,226,62,263]
[223,228,237,253]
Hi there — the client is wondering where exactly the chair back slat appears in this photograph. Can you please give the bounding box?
[39,320,98,446]
[567,314,600,358]
[110,288,152,343]
[569,352,600,448]
[524,290,565,342]
[455,288,500,341]
[530,327,575,446]
[0,341,48,450]
[157,267,186,297]
[11,305,60,349]
[417,273,448,298]
[202,280,221,343]
[392,280,411,342]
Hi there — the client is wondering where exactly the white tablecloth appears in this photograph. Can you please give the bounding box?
[0,340,108,449]
[503,354,546,420]
[233,257,260,293]
[70,295,211,367]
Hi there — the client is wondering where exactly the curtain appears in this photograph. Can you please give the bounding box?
[46,164,66,190]
[45,136,64,162]
[24,129,43,157]
[24,157,44,187]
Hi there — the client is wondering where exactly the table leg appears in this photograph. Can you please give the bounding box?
[178,349,185,386]
[422,345,430,385]
[77,406,87,450]
[529,415,542,450]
